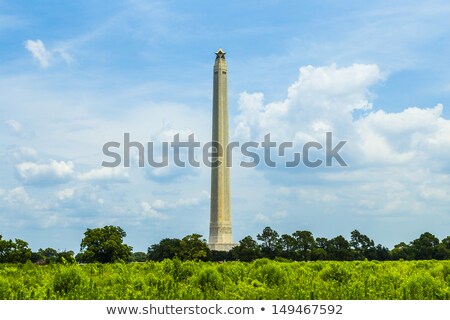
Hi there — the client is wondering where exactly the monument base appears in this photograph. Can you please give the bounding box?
[208,242,236,252]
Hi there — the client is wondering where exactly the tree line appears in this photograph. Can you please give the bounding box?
[1,226,450,264]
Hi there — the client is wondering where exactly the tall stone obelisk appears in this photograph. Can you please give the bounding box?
[208,48,234,251]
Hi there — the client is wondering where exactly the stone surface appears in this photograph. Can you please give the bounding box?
[208,49,235,251]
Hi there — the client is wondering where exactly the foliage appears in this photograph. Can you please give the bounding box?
[131,252,147,262]
[79,226,132,263]
[350,230,376,260]
[293,230,315,261]
[148,238,182,261]
[257,227,281,258]
[230,236,260,261]
[31,248,76,264]
[147,234,210,262]
[4,228,450,266]
[179,234,210,261]
[1,260,450,300]
[144,229,450,263]
[0,235,32,263]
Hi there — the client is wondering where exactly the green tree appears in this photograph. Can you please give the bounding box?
[435,236,450,259]
[230,236,260,261]
[0,236,32,263]
[350,230,376,260]
[148,238,182,261]
[80,226,132,263]
[57,250,76,264]
[31,251,45,263]
[311,237,328,260]
[292,230,316,261]
[11,238,32,263]
[257,227,281,259]
[0,237,15,263]
[315,237,328,250]
[75,252,84,263]
[391,242,413,260]
[410,232,440,260]
[131,252,148,262]
[32,248,74,264]
[179,234,210,261]
[326,236,352,261]
[375,244,391,261]
[36,248,58,264]
[279,234,296,259]
[209,250,231,261]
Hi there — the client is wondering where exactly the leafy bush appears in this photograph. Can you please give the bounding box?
[1,260,450,299]
[53,267,83,295]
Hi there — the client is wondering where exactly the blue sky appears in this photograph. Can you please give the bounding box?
[1,0,450,252]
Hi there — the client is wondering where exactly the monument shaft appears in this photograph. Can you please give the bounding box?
[209,49,234,251]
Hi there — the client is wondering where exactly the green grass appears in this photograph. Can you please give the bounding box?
[1,259,450,299]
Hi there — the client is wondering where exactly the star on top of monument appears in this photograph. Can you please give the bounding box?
[215,48,226,60]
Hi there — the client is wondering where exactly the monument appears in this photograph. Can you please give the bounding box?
[208,48,235,251]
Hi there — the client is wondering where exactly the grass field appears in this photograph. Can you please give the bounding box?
[1,259,449,300]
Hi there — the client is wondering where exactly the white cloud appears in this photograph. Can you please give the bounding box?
[24,39,73,69]
[4,119,23,134]
[3,186,30,205]
[144,126,200,181]
[172,191,209,208]
[354,104,450,166]
[141,201,168,219]
[234,63,450,169]
[53,47,74,65]
[231,63,450,230]
[150,191,209,211]
[24,40,52,68]
[234,63,382,142]
[174,197,201,207]
[12,147,38,161]
[78,167,129,182]
[273,210,289,218]
[1,186,50,212]
[55,188,75,200]
[420,186,449,200]
[151,199,166,209]
[255,212,270,223]
[16,160,74,185]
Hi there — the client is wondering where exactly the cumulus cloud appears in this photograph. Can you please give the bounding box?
[234,63,450,169]
[3,186,31,205]
[78,167,130,182]
[141,201,168,219]
[234,64,383,142]
[232,63,450,224]
[15,160,74,185]
[354,104,450,166]
[1,186,50,211]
